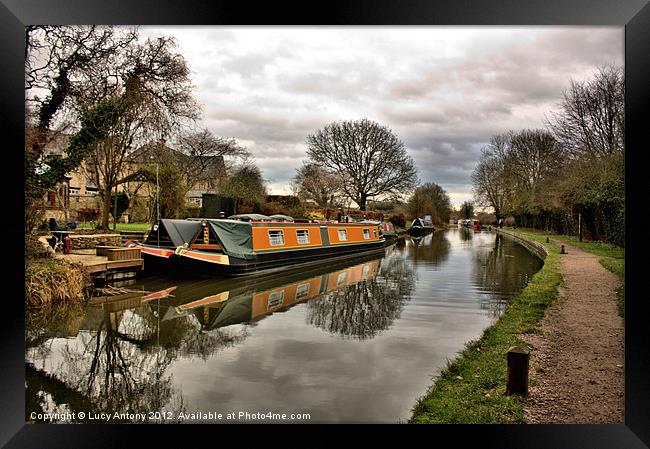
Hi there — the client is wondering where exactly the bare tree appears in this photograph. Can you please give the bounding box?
[306,119,418,211]
[405,182,451,224]
[546,65,624,158]
[176,128,250,191]
[84,35,199,229]
[291,162,343,208]
[460,201,474,220]
[507,129,565,210]
[471,133,512,220]
[25,26,139,228]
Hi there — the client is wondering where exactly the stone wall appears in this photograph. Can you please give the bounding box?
[497,229,548,260]
[69,234,122,250]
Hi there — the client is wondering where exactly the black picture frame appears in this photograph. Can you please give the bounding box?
[5,0,649,447]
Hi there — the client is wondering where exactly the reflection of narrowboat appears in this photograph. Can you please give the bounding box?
[407,217,434,236]
[177,258,382,329]
[131,219,202,266]
[175,218,385,276]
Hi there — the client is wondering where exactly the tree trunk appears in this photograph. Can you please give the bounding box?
[101,189,111,230]
[358,193,367,211]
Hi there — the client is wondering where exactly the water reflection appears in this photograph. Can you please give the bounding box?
[472,233,544,318]
[25,231,544,423]
[406,232,451,267]
[307,250,416,339]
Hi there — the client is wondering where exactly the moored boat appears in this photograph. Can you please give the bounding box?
[407,217,434,236]
[175,218,385,276]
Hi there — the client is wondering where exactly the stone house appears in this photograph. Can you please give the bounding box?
[41,137,226,224]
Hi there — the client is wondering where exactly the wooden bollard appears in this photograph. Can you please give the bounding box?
[546,237,549,243]
[560,245,566,254]
[506,346,530,396]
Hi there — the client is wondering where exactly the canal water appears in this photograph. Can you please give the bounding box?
[26,230,543,423]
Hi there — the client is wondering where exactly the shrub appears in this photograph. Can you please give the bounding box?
[389,213,406,228]
[25,259,91,307]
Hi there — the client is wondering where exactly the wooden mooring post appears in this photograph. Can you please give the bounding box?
[561,244,567,254]
[506,346,530,397]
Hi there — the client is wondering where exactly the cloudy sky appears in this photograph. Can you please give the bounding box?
[141,26,623,207]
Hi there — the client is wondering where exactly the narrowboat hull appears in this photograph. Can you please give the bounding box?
[407,226,434,236]
[133,243,179,271]
[177,239,387,276]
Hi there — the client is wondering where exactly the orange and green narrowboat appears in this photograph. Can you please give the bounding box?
[175,218,385,276]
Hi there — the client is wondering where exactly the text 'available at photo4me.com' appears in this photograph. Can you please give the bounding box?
[29,410,312,423]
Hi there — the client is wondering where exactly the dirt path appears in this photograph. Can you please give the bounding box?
[522,240,624,423]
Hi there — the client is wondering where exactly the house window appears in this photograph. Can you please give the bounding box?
[296,229,310,244]
[337,229,348,241]
[363,229,371,240]
[296,283,310,300]
[268,230,285,246]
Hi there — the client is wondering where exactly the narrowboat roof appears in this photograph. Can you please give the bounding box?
[268,214,294,222]
[228,214,271,222]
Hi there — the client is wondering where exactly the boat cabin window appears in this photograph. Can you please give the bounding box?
[363,229,371,240]
[268,230,285,246]
[336,271,348,286]
[296,283,310,300]
[373,228,377,238]
[296,229,310,244]
[267,290,284,310]
[338,229,348,241]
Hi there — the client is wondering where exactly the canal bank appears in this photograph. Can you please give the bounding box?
[519,232,624,423]
[410,229,561,423]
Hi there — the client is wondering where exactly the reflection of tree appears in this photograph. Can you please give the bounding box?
[307,252,416,340]
[25,298,249,422]
[458,227,474,242]
[26,302,87,350]
[408,232,451,266]
[472,234,543,318]
[56,308,183,420]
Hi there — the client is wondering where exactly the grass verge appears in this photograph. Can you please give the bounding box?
[409,230,562,423]
[75,222,152,232]
[512,228,624,318]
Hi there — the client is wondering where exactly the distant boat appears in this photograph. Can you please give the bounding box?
[407,217,434,236]
[472,219,482,231]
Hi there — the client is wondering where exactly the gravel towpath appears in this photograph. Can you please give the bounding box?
[522,240,624,423]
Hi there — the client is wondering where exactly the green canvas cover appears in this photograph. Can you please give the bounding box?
[206,219,256,259]
[208,293,254,329]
